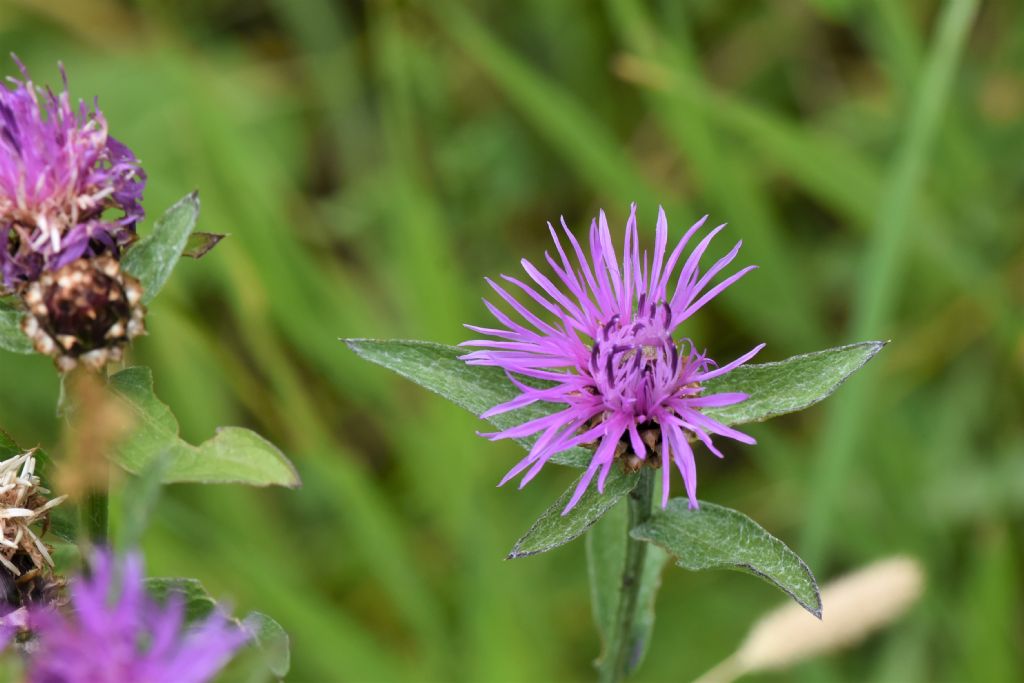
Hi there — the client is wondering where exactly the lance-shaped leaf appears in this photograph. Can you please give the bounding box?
[508,468,639,558]
[631,499,821,617]
[343,339,885,468]
[108,367,300,488]
[344,338,591,467]
[122,192,200,304]
[0,298,31,354]
[702,341,887,426]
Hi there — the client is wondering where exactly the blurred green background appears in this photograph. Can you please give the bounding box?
[1,0,1022,680]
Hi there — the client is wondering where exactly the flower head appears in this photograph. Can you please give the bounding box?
[462,205,764,513]
[0,450,66,607]
[21,255,146,372]
[27,550,247,683]
[0,56,146,290]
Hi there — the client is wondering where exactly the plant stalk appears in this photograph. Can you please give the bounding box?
[70,366,111,546]
[600,467,655,683]
[84,490,108,545]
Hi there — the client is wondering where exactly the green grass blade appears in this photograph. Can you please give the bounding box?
[801,0,981,564]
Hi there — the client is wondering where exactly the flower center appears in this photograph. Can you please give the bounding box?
[588,301,697,417]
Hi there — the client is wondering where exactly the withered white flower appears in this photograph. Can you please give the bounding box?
[0,450,66,578]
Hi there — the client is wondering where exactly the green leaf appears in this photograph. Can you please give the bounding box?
[108,366,301,488]
[244,611,291,678]
[112,452,171,551]
[344,339,885,469]
[145,577,218,622]
[587,500,668,674]
[631,499,821,617]
[147,578,291,680]
[122,192,201,304]
[508,468,639,558]
[0,298,31,354]
[587,508,621,655]
[702,341,887,426]
[183,231,227,259]
[343,338,591,467]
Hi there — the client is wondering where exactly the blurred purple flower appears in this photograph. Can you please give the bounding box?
[462,205,763,514]
[27,550,246,683]
[0,56,146,289]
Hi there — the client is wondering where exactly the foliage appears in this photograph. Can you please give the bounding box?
[0,193,295,679]
[122,192,202,304]
[346,336,877,672]
[631,500,820,617]
[108,366,300,488]
[0,1,1016,681]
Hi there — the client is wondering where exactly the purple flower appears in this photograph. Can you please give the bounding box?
[0,56,146,290]
[26,550,246,683]
[462,205,764,514]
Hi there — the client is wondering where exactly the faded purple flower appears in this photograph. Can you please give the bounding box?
[26,550,246,683]
[0,56,146,290]
[462,205,764,514]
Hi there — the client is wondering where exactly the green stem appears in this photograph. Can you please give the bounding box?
[600,467,654,683]
[68,366,111,547]
[83,490,108,546]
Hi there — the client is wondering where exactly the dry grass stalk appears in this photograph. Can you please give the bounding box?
[57,370,135,501]
[694,556,925,683]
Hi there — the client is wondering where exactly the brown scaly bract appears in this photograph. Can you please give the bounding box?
[21,256,146,372]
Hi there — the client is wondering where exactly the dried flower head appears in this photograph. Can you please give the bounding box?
[27,550,248,683]
[21,255,146,372]
[462,205,763,513]
[0,56,145,290]
[0,450,66,586]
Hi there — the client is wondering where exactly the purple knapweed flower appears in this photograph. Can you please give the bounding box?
[26,550,247,683]
[461,205,764,514]
[0,56,146,290]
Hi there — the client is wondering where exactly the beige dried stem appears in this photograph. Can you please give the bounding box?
[57,370,135,502]
[694,556,925,683]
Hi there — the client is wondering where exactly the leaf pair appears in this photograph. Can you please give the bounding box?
[344,338,885,617]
